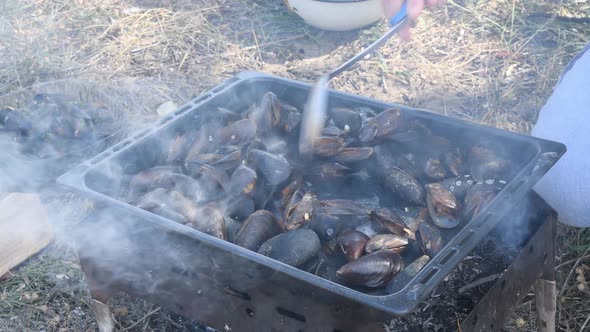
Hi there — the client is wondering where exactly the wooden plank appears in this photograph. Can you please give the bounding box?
[0,193,53,277]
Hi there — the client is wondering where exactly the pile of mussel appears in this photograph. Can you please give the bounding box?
[0,93,122,159]
[123,92,512,291]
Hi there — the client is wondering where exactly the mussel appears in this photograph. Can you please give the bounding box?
[425,183,461,229]
[369,208,414,239]
[251,149,292,186]
[358,109,402,143]
[329,107,362,134]
[463,180,505,221]
[332,147,374,163]
[364,234,409,254]
[383,167,425,206]
[258,228,320,267]
[235,210,282,251]
[312,136,345,157]
[336,229,370,261]
[227,165,257,197]
[424,157,448,181]
[283,191,318,231]
[336,251,404,288]
[217,118,257,145]
[417,223,444,257]
[189,206,226,240]
[308,213,345,242]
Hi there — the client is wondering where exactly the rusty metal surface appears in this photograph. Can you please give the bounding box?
[459,193,557,332]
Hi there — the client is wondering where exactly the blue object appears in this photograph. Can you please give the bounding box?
[388,1,408,26]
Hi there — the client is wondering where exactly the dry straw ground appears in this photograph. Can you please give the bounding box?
[1,0,590,331]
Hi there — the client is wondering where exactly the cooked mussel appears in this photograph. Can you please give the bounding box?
[364,234,409,254]
[336,250,404,288]
[283,191,318,231]
[463,180,505,221]
[308,213,345,242]
[307,163,354,182]
[329,107,362,134]
[332,147,374,163]
[383,167,425,206]
[312,136,345,157]
[217,118,257,145]
[336,229,370,261]
[426,183,461,229]
[417,223,444,257]
[258,228,320,267]
[369,208,414,239]
[358,109,402,143]
[251,149,292,186]
[228,165,257,197]
[424,157,448,181]
[190,205,226,240]
[235,210,282,251]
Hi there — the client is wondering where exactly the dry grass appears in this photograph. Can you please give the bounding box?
[1,0,590,330]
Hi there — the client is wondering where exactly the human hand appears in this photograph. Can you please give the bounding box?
[381,0,447,40]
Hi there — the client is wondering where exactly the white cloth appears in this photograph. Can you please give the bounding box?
[531,42,590,227]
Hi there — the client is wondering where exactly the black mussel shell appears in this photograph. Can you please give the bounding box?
[364,234,409,253]
[332,147,374,163]
[424,157,448,181]
[471,159,512,181]
[336,229,370,261]
[284,191,318,231]
[225,217,242,244]
[417,223,444,257]
[369,208,414,239]
[251,149,292,186]
[318,199,371,216]
[426,183,461,229]
[217,118,257,146]
[235,210,282,251]
[383,167,425,206]
[336,250,404,288]
[166,132,191,164]
[329,107,362,134]
[313,136,345,157]
[150,206,188,224]
[358,109,402,143]
[248,92,273,134]
[190,206,226,240]
[463,179,506,221]
[308,213,346,242]
[223,194,255,222]
[258,229,320,267]
[228,165,257,197]
[126,166,183,201]
[307,163,354,182]
[444,148,465,177]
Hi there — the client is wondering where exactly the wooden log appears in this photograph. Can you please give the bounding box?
[535,279,556,332]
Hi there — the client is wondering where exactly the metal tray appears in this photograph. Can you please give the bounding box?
[56,71,565,319]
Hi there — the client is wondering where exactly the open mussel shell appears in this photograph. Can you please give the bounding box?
[258,228,320,267]
[417,223,444,258]
[283,191,318,231]
[383,167,425,206]
[235,210,281,251]
[364,234,409,254]
[312,136,345,157]
[463,179,506,221]
[336,251,404,288]
[358,108,402,143]
[425,183,461,229]
[336,229,370,261]
[217,118,257,146]
[332,147,374,163]
[369,208,414,239]
[444,147,465,177]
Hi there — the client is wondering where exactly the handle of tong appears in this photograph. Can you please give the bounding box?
[388,1,408,27]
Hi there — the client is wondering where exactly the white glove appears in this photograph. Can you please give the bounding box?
[531,42,590,227]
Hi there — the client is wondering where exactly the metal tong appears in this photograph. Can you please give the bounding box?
[299,2,409,157]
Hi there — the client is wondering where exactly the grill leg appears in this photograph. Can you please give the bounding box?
[534,279,556,332]
[90,298,115,332]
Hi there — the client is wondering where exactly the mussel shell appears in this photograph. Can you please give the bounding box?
[134,187,169,211]
[235,210,281,251]
[210,150,241,172]
[150,206,188,224]
[307,163,354,182]
[364,234,409,254]
[284,191,318,231]
[313,136,345,157]
[225,217,242,244]
[223,194,255,222]
[425,183,461,229]
[228,165,257,197]
[417,223,444,257]
[251,149,292,186]
[383,167,425,206]
[369,208,414,239]
[358,109,402,143]
[258,229,320,267]
[463,180,505,221]
[470,159,512,181]
[308,213,345,242]
[189,206,226,240]
[217,118,257,145]
[444,148,465,177]
[166,133,191,164]
[332,147,374,163]
[271,97,301,134]
[318,199,371,216]
[424,157,448,181]
[248,92,273,134]
[300,255,329,278]
[126,166,183,201]
[336,229,370,261]
[329,107,362,134]
[336,250,404,288]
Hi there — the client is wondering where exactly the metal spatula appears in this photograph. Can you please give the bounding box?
[299,2,409,157]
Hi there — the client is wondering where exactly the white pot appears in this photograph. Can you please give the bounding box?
[284,0,384,32]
